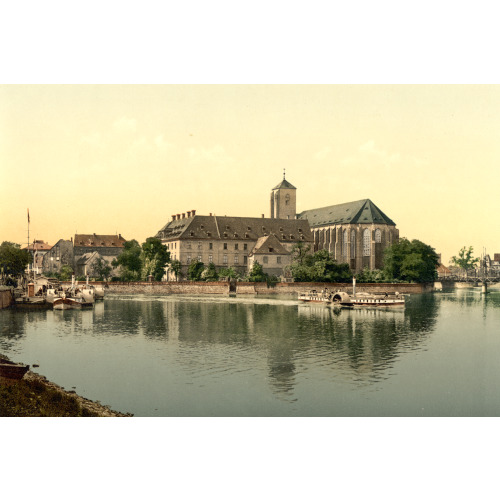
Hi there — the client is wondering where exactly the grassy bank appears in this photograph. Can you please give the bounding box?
[1,355,132,417]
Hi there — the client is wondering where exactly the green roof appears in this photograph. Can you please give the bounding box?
[273,178,296,190]
[297,199,396,227]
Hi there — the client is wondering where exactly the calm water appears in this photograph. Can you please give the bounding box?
[1,289,500,416]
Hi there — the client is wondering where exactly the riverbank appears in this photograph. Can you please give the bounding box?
[0,356,132,417]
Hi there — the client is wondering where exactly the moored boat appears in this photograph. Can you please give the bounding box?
[53,295,94,310]
[0,358,30,380]
[298,289,335,305]
[332,291,405,308]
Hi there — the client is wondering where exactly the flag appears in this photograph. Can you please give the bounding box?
[27,208,30,224]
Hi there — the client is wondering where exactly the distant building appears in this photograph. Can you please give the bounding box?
[155,212,312,279]
[42,234,126,278]
[22,240,52,274]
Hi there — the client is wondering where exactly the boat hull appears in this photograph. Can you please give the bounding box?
[53,298,94,310]
[0,360,30,380]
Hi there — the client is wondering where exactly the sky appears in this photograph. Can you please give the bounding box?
[1,84,498,263]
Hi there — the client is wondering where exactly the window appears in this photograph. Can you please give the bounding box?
[224,243,227,250]
[198,242,202,250]
[342,230,348,256]
[187,254,192,264]
[375,229,381,243]
[351,230,356,258]
[209,242,213,250]
[197,255,202,262]
[285,194,290,205]
[234,255,239,264]
[363,229,371,256]
[208,254,213,263]
[263,256,268,264]
[244,243,247,250]
[235,244,238,250]
[277,256,282,264]
[244,256,248,265]
[223,254,228,264]
[187,242,191,249]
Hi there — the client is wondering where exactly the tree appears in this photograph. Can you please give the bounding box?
[291,241,311,266]
[141,237,170,282]
[112,239,142,281]
[247,262,268,282]
[0,241,32,279]
[201,262,218,281]
[289,248,352,282]
[219,267,240,280]
[187,260,205,281]
[59,265,74,281]
[450,246,480,272]
[91,257,112,281]
[169,260,182,281]
[383,238,439,283]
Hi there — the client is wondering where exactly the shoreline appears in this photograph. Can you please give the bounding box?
[1,356,132,417]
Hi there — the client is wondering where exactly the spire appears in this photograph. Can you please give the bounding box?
[283,168,286,180]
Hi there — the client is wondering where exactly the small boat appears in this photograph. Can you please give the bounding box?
[0,359,30,380]
[13,295,51,310]
[53,295,94,310]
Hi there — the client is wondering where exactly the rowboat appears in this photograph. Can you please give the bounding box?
[0,359,30,380]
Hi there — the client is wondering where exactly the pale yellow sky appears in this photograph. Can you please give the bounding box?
[1,85,499,263]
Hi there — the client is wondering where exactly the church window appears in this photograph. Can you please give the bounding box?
[351,230,356,258]
[363,229,371,256]
[343,230,348,256]
[375,229,382,243]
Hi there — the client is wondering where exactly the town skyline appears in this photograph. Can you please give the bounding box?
[2,85,499,264]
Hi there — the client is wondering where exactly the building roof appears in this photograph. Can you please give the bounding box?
[156,215,313,243]
[249,234,290,256]
[74,234,126,248]
[273,178,296,190]
[297,199,396,227]
[22,240,52,251]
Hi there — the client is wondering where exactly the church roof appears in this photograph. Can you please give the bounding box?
[297,199,396,227]
[273,178,296,190]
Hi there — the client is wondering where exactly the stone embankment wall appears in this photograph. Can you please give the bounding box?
[77,281,429,296]
[0,287,13,309]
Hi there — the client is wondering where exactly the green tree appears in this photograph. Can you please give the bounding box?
[201,262,219,281]
[356,267,387,283]
[169,260,182,281]
[219,267,240,280]
[0,241,32,279]
[383,238,439,283]
[112,239,142,281]
[291,241,311,266]
[59,265,74,281]
[91,257,112,281]
[247,262,268,282]
[450,246,480,272]
[290,248,352,282]
[187,260,205,281]
[141,237,170,282]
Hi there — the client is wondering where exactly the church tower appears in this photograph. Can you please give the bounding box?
[270,171,297,219]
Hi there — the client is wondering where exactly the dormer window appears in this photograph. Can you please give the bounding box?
[233,233,238,238]
[247,226,251,231]
[279,227,283,232]
[190,231,195,237]
[223,233,228,238]
[245,233,250,239]
[269,247,274,253]
[298,228,302,233]
[207,232,212,237]
[200,224,204,230]
[262,226,266,232]
[290,235,295,240]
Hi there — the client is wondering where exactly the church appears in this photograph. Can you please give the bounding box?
[155,175,398,278]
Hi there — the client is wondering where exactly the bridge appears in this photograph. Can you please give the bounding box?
[439,275,500,284]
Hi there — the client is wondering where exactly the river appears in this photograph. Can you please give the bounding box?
[1,288,500,416]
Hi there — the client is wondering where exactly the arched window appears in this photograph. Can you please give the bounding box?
[343,230,348,256]
[363,229,371,256]
[351,230,356,258]
[375,229,381,243]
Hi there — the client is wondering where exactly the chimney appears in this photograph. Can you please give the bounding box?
[191,210,196,217]
[261,214,265,218]
[187,211,191,218]
[118,234,122,239]
[176,214,181,220]
[209,213,212,216]
[182,213,186,219]
[171,215,176,221]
